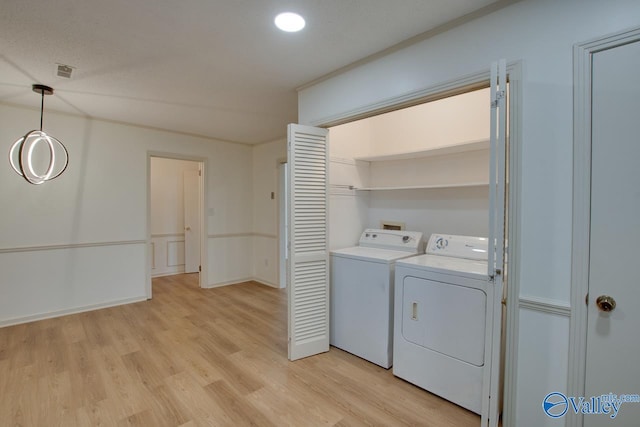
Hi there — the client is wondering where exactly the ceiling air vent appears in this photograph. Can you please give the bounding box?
[56,64,74,78]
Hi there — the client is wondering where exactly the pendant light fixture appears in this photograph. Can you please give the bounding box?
[9,84,69,185]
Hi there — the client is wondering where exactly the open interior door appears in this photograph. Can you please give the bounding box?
[184,169,201,274]
[482,59,507,427]
[287,124,330,361]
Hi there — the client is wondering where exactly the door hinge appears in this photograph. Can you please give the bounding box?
[198,170,201,176]
[199,265,202,272]
[491,90,506,108]
[585,292,589,306]
[488,268,502,283]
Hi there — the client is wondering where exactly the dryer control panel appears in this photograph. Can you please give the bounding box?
[359,229,424,253]
[426,234,488,260]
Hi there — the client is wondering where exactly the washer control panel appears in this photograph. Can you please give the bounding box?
[359,229,424,253]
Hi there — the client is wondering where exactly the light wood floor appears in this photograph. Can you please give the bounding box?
[0,274,479,426]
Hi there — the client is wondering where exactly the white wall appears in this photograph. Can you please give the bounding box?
[251,139,286,287]
[367,186,489,239]
[0,103,252,325]
[299,1,640,425]
[207,139,253,286]
[327,88,490,249]
[327,121,371,249]
[367,87,490,156]
[150,157,200,277]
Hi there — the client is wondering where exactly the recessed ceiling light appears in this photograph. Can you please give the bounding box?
[275,12,305,32]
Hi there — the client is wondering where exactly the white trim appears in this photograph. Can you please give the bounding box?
[308,69,489,128]
[151,269,186,278]
[567,26,640,427]
[253,233,277,239]
[252,278,279,289]
[0,240,146,254]
[278,161,288,289]
[151,233,185,238]
[519,296,571,317]
[150,242,156,269]
[203,277,280,289]
[207,232,277,239]
[204,277,254,289]
[502,61,523,427]
[166,240,185,267]
[0,295,148,328]
[208,232,253,239]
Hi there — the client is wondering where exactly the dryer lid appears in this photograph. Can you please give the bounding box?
[330,246,418,263]
[397,254,488,279]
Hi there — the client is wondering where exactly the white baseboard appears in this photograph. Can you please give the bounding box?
[151,269,186,278]
[0,295,148,328]
[205,277,255,288]
[252,278,279,288]
[1,276,279,328]
[205,276,279,289]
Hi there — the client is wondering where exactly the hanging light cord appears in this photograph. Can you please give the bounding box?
[39,89,44,131]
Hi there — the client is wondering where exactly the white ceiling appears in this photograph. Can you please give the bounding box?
[0,0,501,144]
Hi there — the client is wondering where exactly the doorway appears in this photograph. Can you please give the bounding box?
[326,83,508,426]
[148,155,205,295]
[569,28,640,427]
[286,62,520,427]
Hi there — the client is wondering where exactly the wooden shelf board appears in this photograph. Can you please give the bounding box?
[356,182,489,191]
[354,139,489,162]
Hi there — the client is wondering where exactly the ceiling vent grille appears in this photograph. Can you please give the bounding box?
[56,64,73,78]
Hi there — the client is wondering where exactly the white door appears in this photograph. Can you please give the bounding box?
[483,59,507,427]
[183,169,201,274]
[287,124,330,361]
[584,39,640,426]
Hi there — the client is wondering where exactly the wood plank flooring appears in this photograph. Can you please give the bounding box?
[0,274,480,426]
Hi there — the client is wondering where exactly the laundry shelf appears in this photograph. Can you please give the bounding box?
[354,139,489,162]
[356,182,489,191]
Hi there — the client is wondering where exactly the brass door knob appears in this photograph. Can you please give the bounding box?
[596,295,616,312]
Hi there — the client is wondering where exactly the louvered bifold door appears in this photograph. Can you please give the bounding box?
[482,59,507,427]
[287,124,330,361]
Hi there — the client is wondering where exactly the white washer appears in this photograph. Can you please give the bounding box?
[393,234,489,414]
[330,229,424,368]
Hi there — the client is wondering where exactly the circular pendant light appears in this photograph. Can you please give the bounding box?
[8,84,69,185]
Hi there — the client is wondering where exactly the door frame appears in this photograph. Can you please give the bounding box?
[277,158,288,289]
[146,152,208,297]
[306,63,523,426]
[183,168,202,274]
[568,26,640,427]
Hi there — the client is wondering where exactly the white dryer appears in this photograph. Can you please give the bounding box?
[330,229,424,368]
[393,234,489,414]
